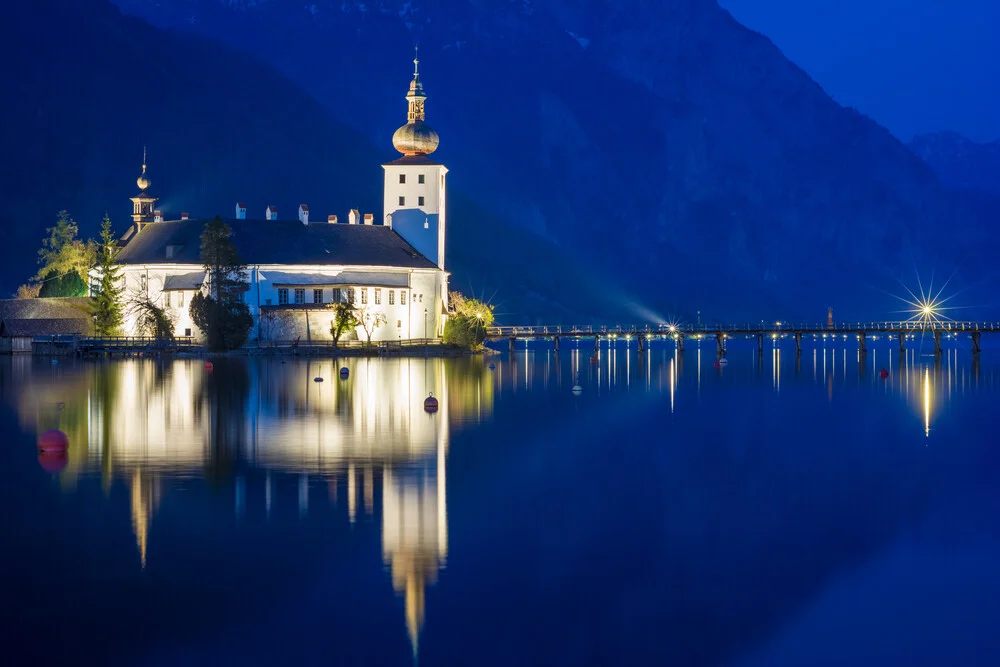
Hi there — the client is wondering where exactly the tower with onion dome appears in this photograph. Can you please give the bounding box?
[383,49,448,271]
[130,148,157,230]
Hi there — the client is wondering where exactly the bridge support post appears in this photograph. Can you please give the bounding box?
[898,332,905,353]
[794,332,802,354]
[858,333,867,355]
[638,335,646,353]
[716,333,725,358]
[972,331,981,355]
[756,333,763,356]
[676,335,684,352]
[934,331,942,357]
[594,336,600,354]
[509,336,516,355]
[553,335,560,353]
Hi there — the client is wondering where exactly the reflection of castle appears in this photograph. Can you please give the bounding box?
[2,357,490,657]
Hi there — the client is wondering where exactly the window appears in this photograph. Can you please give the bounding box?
[418,196,425,206]
[441,174,445,187]
[424,220,429,229]
[347,288,356,304]
[165,291,171,307]
[333,288,342,303]
[178,291,185,307]
[278,288,289,305]
[265,298,272,306]
[398,196,405,206]
[313,289,323,304]
[419,294,423,303]
[400,291,407,306]
[374,288,381,305]
[388,290,395,305]
[418,174,425,184]
[360,288,368,305]
[184,328,192,337]
[140,274,147,292]
[399,174,406,184]
[294,288,305,304]
[397,320,402,328]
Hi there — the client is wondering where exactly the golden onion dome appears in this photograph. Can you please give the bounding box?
[392,121,440,156]
[136,165,150,191]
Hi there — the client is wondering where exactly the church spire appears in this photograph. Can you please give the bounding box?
[393,49,439,157]
[406,46,426,123]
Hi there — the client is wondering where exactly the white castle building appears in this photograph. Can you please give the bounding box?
[109,55,448,343]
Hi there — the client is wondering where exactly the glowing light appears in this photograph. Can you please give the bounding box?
[923,367,931,437]
[889,272,963,326]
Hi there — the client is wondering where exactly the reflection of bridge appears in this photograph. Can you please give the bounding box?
[487,322,1000,356]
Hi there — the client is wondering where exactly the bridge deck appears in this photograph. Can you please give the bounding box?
[487,322,1000,338]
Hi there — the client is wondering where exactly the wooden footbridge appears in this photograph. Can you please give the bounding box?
[486,322,1000,357]
[76,336,200,357]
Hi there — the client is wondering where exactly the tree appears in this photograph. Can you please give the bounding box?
[126,292,174,338]
[91,214,124,335]
[443,291,495,349]
[329,301,359,347]
[189,217,253,350]
[34,210,96,297]
[14,283,41,299]
[356,306,387,344]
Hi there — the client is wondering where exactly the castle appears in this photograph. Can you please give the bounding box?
[108,54,448,343]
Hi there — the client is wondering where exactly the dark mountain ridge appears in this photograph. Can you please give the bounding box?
[109,0,1000,321]
[2,0,624,321]
[909,131,1000,198]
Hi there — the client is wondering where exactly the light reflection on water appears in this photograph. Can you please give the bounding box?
[1,341,997,665]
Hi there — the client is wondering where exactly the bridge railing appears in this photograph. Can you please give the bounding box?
[486,321,1000,337]
[78,336,198,348]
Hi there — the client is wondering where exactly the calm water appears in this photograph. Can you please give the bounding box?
[2,340,1000,666]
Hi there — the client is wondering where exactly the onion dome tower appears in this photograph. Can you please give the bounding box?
[383,48,449,281]
[391,49,440,157]
[130,147,158,228]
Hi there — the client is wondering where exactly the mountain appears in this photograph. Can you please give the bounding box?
[0,0,626,321]
[908,132,1000,198]
[107,0,1000,322]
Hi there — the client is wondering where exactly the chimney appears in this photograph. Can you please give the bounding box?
[385,213,393,229]
[327,215,338,224]
[363,213,374,226]
[348,209,359,225]
[236,202,247,220]
[266,205,278,221]
[180,212,189,220]
[153,210,163,223]
[298,204,309,225]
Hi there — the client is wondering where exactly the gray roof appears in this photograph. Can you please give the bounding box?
[0,297,93,321]
[0,318,92,337]
[261,270,410,287]
[115,219,437,269]
[163,272,206,291]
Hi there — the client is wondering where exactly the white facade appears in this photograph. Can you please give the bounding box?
[115,262,447,343]
[383,163,448,270]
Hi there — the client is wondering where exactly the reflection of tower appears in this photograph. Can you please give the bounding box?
[129,470,160,568]
[381,391,448,657]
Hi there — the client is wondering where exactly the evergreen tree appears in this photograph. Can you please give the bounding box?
[34,210,96,296]
[189,217,253,350]
[91,214,123,335]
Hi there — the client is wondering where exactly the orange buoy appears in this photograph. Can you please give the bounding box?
[880,368,889,379]
[204,361,214,371]
[590,356,598,364]
[424,392,439,413]
[38,450,68,474]
[38,430,69,453]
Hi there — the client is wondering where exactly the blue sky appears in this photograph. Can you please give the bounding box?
[719,0,1000,142]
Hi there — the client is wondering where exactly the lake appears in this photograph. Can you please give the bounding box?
[2,339,999,666]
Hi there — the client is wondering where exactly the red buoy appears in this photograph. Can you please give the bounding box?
[424,393,439,413]
[204,361,214,371]
[590,356,598,364]
[880,369,889,379]
[38,450,68,474]
[38,430,69,453]
[714,361,722,368]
